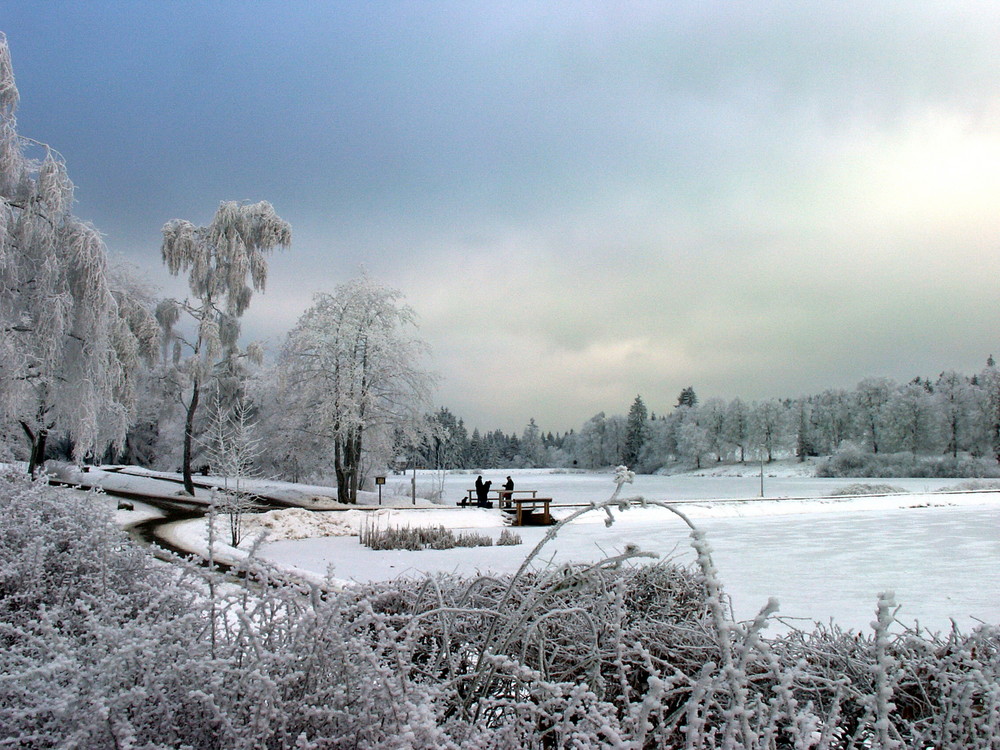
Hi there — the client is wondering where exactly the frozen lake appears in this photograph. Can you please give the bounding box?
[257,469,1000,634]
[377,467,965,507]
[701,503,1000,632]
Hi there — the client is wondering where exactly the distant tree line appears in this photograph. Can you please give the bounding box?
[415,361,1000,475]
[409,411,573,471]
[99,360,1000,482]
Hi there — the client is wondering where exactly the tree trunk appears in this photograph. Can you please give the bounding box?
[334,435,351,504]
[20,421,48,477]
[182,379,200,495]
[349,430,363,503]
[337,429,362,504]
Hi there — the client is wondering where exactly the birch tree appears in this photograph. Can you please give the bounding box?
[277,275,436,503]
[159,200,291,494]
[0,33,157,473]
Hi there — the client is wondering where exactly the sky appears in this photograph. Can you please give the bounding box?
[4,2,1000,433]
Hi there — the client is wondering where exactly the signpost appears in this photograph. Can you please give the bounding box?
[375,476,386,505]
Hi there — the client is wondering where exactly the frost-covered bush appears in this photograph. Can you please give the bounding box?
[4,471,1000,748]
[455,529,495,547]
[0,472,212,747]
[830,482,906,496]
[939,478,1000,492]
[497,527,521,546]
[817,445,1000,478]
[0,473,451,748]
[359,523,507,550]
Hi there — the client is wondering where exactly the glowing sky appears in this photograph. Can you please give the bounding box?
[4,2,1000,432]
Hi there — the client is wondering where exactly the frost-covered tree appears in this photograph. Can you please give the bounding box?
[676,385,698,408]
[935,370,976,458]
[576,412,609,469]
[699,397,729,462]
[749,399,787,462]
[675,406,710,468]
[639,412,678,470]
[810,388,854,454]
[203,395,261,547]
[520,417,545,467]
[854,377,895,454]
[791,397,816,462]
[420,407,470,469]
[158,200,291,494]
[0,34,156,473]
[467,427,486,468]
[576,411,627,469]
[278,275,436,503]
[882,380,938,454]
[724,397,751,462]
[976,359,1000,462]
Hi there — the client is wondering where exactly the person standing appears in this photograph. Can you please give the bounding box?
[475,475,492,507]
[502,476,514,507]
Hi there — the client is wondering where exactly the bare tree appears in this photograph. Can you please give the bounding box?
[203,396,261,547]
[277,275,436,503]
[158,200,291,494]
[0,34,156,473]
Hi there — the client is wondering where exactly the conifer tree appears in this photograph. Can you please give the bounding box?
[622,395,648,468]
[676,386,698,408]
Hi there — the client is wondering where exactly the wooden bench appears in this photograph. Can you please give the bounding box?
[504,496,554,526]
[458,487,539,509]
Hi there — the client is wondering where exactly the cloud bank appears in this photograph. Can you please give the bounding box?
[4,1,1000,431]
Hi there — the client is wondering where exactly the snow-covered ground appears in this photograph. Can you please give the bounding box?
[156,466,1000,635]
[45,461,995,634]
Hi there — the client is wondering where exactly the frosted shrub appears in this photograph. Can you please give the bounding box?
[359,523,452,550]
[0,473,211,747]
[0,473,450,748]
[359,522,507,550]
[455,529,494,547]
[497,527,521,546]
[830,482,906,496]
[941,478,1000,492]
[817,446,1000,479]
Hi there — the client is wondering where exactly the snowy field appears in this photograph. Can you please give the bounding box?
[157,467,1000,635]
